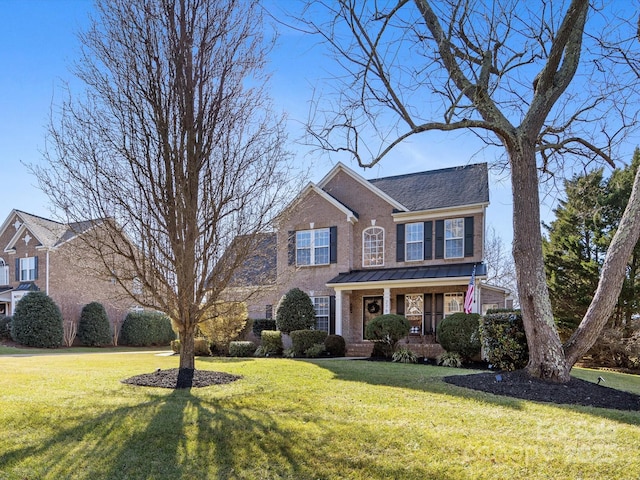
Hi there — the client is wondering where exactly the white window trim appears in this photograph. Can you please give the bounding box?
[444,292,465,316]
[296,228,330,266]
[362,226,385,267]
[445,218,464,259]
[312,296,330,333]
[19,257,36,282]
[405,222,424,262]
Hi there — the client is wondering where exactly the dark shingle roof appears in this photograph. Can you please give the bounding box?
[368,163,489,211]
[327,262,485,285]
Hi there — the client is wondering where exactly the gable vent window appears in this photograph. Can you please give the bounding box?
[363,227,384,267]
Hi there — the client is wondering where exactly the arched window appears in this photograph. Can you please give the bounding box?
[363,227,384,267]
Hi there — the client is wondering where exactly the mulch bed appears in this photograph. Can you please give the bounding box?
[122,368,242,389]
[444,370,640,411]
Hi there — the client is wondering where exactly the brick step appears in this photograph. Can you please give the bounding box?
[345,341,445,359]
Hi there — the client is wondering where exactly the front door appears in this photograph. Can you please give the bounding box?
[363,296,383,339]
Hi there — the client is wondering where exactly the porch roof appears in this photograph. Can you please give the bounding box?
[326,262,485,288]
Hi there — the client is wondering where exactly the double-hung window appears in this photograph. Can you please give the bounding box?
[312,296,330,332]
[445,218,464,258]
[363,227,384,267]
[405,222,424,261]
[296,228,330,266]
[19,257,36,282]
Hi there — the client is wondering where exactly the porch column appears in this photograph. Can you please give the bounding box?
[383,287,391,314]
[335,290,342,335]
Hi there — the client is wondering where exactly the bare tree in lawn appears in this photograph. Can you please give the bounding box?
[301,0,640,381]
[36,0,295,386]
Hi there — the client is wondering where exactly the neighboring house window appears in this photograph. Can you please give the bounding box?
[132,277,143,295]
[18,257,37,282]
[265,305,273,319]
[445,218,464,258]
[405,223,424,261]
[444,293,464,316]
[296,228,330,266]
[312,296,330,332]
[405,294,423,335]
[363,227,384,267]
[0,258,8,286]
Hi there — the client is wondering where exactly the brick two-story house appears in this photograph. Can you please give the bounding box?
[0,210,136,326]
[239,162,511,356]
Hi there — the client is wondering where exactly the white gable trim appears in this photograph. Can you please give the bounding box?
[4,223,47,253]
[391,202,489,222]
[317,162,408,212]
[282,182,359,224]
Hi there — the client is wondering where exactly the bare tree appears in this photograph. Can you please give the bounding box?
[484,226,518,307]
[301,0,640,381]
[36,0,296,386]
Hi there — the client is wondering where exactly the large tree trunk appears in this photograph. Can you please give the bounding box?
[510,139,571,382]
[177,324,196,388]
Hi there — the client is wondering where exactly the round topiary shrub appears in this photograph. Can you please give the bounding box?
[77,302,112,347]
[276,288,316,334]
[324,334,346,357]
[290,329,328,357]
[11,292,63,348]
[119,311,175,346]
[364,314,410,358]
[436,312,481,361]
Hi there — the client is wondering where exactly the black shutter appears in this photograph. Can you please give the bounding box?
[435,220,444,259]
[34,256,38,280]
[329,295,336,334]
[15,258,19,281]
[435,293,444,340]
[396,294,405,315]
[330,226,337,264]
[287,231,295,265]
[396,224,405,262]
[464,217,474,257]
[424,294,433,334]
[424,221,433,260]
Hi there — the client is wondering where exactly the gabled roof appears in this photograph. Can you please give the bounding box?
[369,163,489,211]
[1,209,104,251]
[318,163,408,211]
[281,182,359,224]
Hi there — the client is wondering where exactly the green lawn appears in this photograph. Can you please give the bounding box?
[0,354,637,480]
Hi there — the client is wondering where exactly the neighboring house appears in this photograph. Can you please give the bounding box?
[0,210,136,327]
[236,162,513,356]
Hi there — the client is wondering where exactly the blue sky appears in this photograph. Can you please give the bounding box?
[0,1,583,246]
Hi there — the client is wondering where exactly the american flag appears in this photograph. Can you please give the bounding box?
[464,265,476,314]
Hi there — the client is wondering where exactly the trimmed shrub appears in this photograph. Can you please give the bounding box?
[480,311,528,371]
[438,351,463,368]
[229,341,257,357]
[364,314,410,358]
[290,329,328,357]
[324,334,346,357]
[77,302,112,347]
[304,343,326,358]
[436,312,481,361]
[11,292,63,348]
[198,301,248,355]
[0,316,12,341]
[252,318,277,337]
[276,288,316,334]
[392,347,418,364]
[261,330,283,355]
[194,337,211,356]
[119,311,175,346]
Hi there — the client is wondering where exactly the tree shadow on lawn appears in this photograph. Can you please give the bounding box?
[0,388,299,480]
[308,359,640,425]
